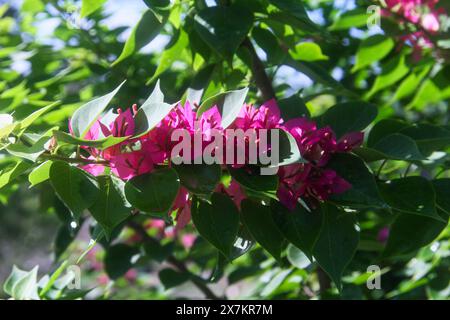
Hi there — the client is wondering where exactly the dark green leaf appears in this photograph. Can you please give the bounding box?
[383,212,448,258]
[194,5,253,60]
[379,177,443,221]
[159,268,190,289]
[319,101,377,138]
[312,204,359,290]
[104,244,139,280]
[191,193,240,258]
[89,175,131,236]
[433,179,450,215]
[271,200,322,259]
[50,161,99,221]
[328,153,386,208]
[173,163,221,195]
[241,199,285,260]
[124,168,180,214]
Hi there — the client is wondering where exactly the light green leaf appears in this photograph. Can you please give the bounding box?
[80,0,107,18]
[70,81,125,138]
[366,55,409,99]
[329,9,368,30]
[352,35,394,72]
[290,42,328,62]
[28,160,52,187]
[53,130,129,150]
[197,87,249,129]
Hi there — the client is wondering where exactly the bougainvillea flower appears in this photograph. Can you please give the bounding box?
[277,163,312,210]
[172,187,192,230]
[215,179,247,209]
[336,132,364,152]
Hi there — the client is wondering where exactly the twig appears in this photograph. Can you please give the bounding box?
[317,267,331,294]
[241,38,276,102]
[376,159,387,178]
[127,221,222,300]
[40,152,109,165]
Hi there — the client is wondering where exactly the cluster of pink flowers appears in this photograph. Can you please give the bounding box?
[70,99,363,218]
[384,0,447,59]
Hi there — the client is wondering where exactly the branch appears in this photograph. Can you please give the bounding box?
[127,221,223,300]
[242,38,276,102]
[317,267,331,294]
[40,152,109,165]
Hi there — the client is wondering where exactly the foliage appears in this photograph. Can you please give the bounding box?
[0,0,449,300]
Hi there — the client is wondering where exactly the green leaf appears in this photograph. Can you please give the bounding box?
[134,81,176,136]
[379,177,443,222]
[0,161,31,189]
[143,0,170,9]
[228,165,278,196]
[80,0,107,18]
[252,26,285,65]
[399,124,450,156]
[4,266,40,300]
[278,94,310,120]
[433,179,450,215]
[28,160,52,187]
[241,199,285,260]
[149,30,189,83]
[16,101,60,134]
[89,175,131,236]
[319,101,377,138]
[197,87,249,129]
[143,240,173,263]
[4,265,28,296]
[287,244,312,269]
[383,213,448,258]
[370,133,426,161]
[70,81,125,138]
[159,268,190,289]
[290,42,328,62]
[53,130,129,150]
[6,130,53,162]
[112,10,167,66]
[328,153,386,208]
[191,193,240,258]
[104,244,140,280]
[271,200,322,259]
[173,163,221,195]
[124,168,180,214]
[267,0,320,33]
[352,35,394,72]
[367,119,410,147]
[366,55,409,99]
[329,9,368,30]
[194,5,253,60]
[312,204,359,290]
[50,161,99,221]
